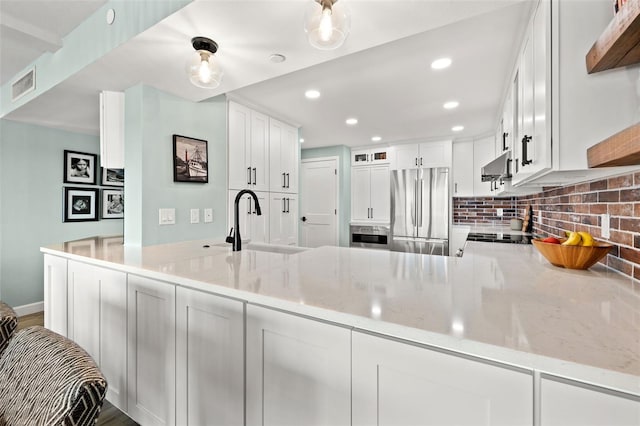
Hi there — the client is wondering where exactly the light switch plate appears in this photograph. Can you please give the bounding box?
[159,208,175,225]
[496,208,503,217]
[204,208,213,223]
[190,208,200,224]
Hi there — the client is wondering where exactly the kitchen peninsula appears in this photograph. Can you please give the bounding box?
[42,235,639,426]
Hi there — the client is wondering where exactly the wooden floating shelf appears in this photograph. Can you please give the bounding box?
[587,122,640,167]
[586,0,640,74]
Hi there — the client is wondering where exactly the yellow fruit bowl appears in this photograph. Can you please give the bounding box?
[532,239,613,270]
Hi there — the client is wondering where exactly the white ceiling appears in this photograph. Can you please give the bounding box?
[0,0,534,149]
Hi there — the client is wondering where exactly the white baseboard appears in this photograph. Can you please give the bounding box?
[13,301,44,317]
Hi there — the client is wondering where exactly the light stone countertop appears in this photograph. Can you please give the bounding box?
[42,232,640,396]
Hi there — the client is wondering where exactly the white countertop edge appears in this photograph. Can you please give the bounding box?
[41,245,640,396]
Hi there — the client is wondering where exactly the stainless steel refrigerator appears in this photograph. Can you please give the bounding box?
[390,167,449,255]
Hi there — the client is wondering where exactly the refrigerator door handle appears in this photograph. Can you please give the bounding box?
[419,178,424,227]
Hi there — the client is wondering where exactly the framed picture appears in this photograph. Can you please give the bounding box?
[63,187,99,222]
[64,150,97,185]
[101,168,124,187]
[102,189,124,219]
[173,134,208,183]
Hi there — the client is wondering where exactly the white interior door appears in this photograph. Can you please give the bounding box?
[300,158,338,248]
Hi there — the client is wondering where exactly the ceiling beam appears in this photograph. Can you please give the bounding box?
[1,12,63,52]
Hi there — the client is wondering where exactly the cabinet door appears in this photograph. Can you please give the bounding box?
[352,148,371,166]
[452,141,474,197]
[531,0,550,174]
[176,287,244,426]
[540,376,640,426]
[472,136,495,197]
[352,332,533,426]
[283,194,298,245]
[246,305,351,426]
[269,193,286,244]
[250,191,270,243]
[392,144,419,170]
[67,261,127,410]
[127,275,176,426]
[418,140,452,168]
[250,110,270,191]
[515,31,534,182]
[43,254,68,336]
[369,166,390,221]
[351,167,372,221]
[228,101,251,190]
[282,123,299,193]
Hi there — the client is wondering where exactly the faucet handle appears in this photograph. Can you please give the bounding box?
[225,228,235,244]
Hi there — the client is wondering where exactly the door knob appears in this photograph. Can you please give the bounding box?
[301,216,307,222]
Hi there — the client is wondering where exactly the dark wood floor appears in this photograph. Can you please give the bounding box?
[17,312,138,426]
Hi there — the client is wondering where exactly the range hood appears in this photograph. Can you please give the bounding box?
[481,151,512,182]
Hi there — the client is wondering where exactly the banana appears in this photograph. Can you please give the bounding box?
[562,231,582,246]
[578,231,594,247]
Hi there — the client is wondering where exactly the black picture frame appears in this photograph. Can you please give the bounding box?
[63,187,99,222]
[101,167,124,187]
[64,150,97,185]
[173,134,208,183]
[101,189,124,219]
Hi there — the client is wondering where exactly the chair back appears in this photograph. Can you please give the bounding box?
[0,326,107,425]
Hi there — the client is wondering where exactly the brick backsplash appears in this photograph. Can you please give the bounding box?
[454,171,640,281]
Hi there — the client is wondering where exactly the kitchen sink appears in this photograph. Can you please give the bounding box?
[208,241,307,254]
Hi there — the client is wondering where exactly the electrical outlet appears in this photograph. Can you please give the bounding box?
[204,208,213,223]
[159,208,175,225]
[190,208,200,224]
[601,213,611,238]
[496,208,503,217]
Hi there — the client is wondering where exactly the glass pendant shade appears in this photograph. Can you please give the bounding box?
[304,0,350,50]
[187,37,223,89]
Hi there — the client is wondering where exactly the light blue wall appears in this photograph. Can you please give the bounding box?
[301,145,351,247]
[124,85,227,246]
[0,119,123,306]
[1,0,191,116]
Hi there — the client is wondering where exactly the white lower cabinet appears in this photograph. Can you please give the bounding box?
[540,376,640,426]
[246,305,351,426]
[352,331,533,426]
[43,254,68,336]
[67,260,127,411]
[269,193,298,245]
[175,287,245,426]
[127,275,176,426]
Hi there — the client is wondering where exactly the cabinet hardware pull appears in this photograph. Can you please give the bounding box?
[247,198,251,215]
[503,132,508,151]
[454,183,458,193]
[286,198,290,213]
[286,173,290,188]
[282,199,286,213]
[420,157,423,166]
[282,172,286,188]
[521,135,532,167]
[370,207,373,219]
[252,168,257,185]
[247,167,251,185]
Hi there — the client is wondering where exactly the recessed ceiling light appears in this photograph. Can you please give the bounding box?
[443,101,459,109]
[269,54,286,63]
[431,57,452,70]
[371,136,382,142]
[299,138,305,143]
[346,118,358,125]
[452,125,464,132]
[305,89,320,99]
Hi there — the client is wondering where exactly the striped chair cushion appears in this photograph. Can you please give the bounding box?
[0,326,107,426]
[0,301,17,356]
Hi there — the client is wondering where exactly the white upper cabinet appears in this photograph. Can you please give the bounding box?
[269,118,299,193]
[351,165,390,222]
[351,146,392,166]
[392,141,452,170]
[452,141,474,197]
[228,101,269,191]
[509,0,638,186]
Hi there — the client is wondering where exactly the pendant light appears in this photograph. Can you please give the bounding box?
[304,0,350,50]
[187,37,223,89]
